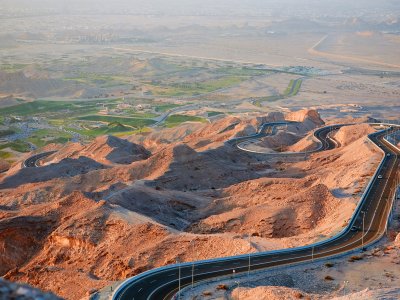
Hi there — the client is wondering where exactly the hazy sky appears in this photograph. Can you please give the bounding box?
[0,0,398,18]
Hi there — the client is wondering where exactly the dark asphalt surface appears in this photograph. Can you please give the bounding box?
[114,126,399,300]
[226,121,294,146]
[23,151,56,168]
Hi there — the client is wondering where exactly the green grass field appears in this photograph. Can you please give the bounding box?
[253,95,284,107]
[76,115,156,128]
[64,74,132,88]
[154,103,182,112]
[292,79,302,96]
[113,127,153,137]
[26,129,73,148]
[0,150,12,159]
[207,111,224,117]
[284,79,302,97]
[0,99,162,151]
[0,99,111,117]
[0,140,31,153]
[165,114,207,128]
[215,67,272,77]
[123,110,158,118]
[252,79,302,107]
[149,76,248,97]
[68,120,144,137]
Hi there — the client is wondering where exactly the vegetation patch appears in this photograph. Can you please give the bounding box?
[77,115,156,128]
[113,127,152,137]
[215,67,272,77]
[253,95,283,107]
[0,99,111,117]
[69,121,149,138]
[207,111,224,117]
[154,103,182,113]
[165,114,207,128]
[284,79,303,97]
[0,140,30,153]
[0,150,12,159]
[253,79,302,107]
[149,76,248,97]
[64,74,132,88]
[26,129,73,148]
[123,111,158,118]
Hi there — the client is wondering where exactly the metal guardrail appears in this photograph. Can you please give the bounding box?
[226,121,290,145]
[111,122,399,300]
[236,124,339,155]
[22,151,56,168]
[384,135,400,152]
[383,135,400,230]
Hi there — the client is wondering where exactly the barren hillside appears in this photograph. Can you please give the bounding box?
[0,111,383,299]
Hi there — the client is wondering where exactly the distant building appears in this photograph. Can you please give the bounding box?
[117,103,132,109]
[135,104,152,111]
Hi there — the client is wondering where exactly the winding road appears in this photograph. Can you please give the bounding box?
[228,121,340,156]
[226,121,291,147]
[112,122,400,300]
[23,151,56,168]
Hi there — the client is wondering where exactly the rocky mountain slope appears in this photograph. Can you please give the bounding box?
[0,110,384,299]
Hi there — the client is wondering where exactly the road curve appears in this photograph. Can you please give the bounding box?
[226,121,292,147]
[113,123,399,300]
[23,151,56,168]
[230,122,341,155]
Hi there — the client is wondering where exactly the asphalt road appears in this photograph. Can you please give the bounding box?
[23,151,56,168]
[226,121,294,147]
[152,104,202,127]
[113,124,400,300]
[228,122,339,155]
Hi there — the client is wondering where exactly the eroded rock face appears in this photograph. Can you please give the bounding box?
[232,286,311,300]
[43,135,151,166]
[395,233,400,246]
[285,109,325,126]
[0,156,107,189]
[0,278,62,300]
[0,216,56,275]
[333,123,375,146]
[104,136,151,164]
